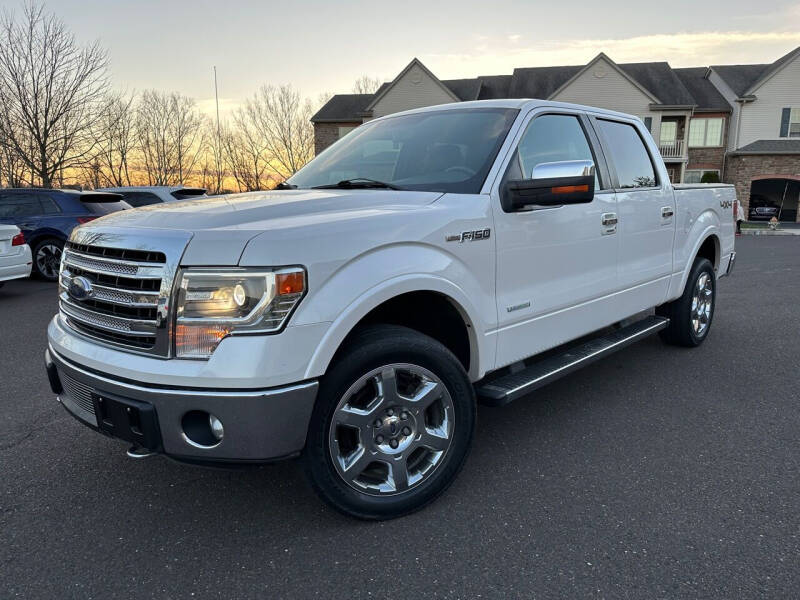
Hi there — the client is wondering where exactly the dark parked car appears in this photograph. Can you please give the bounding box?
[0,189,130,281]
[748,195,780,221]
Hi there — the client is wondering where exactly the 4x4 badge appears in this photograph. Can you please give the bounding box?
[446,228,491,243]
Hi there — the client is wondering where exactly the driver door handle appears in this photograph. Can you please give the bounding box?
[601,212,617,235]
[601,213,618,226]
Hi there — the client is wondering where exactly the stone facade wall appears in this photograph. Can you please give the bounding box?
[314,122,361,155]
[687,146,726,172]
[724,154,800,221]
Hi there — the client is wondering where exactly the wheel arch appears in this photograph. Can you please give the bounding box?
[675,230,721,298]
[26,228,68,250]
[304,277,486,382]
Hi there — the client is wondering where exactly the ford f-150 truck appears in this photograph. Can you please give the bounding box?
[45,100,736,519]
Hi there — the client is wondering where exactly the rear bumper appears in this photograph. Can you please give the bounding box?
[0,245,32,281]
[46,347,318,463]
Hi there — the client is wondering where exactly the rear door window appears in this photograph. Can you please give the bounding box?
[39,196,62,214]
[596,119,658,189]
[0,193,42,218]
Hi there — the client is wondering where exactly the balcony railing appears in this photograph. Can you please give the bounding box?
[659,139,685,159]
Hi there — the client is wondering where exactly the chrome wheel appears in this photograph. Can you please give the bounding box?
[691,271,713,337]
[36,242,62,280]
[328,363,454,496]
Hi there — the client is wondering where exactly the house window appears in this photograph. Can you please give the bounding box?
[684,169,720,184]
[338,126,357,139]
[790,108,800,137]
[659,121,677,145]
[688,118,724,147]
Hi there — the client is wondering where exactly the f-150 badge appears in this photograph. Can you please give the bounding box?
[446,228,491,243]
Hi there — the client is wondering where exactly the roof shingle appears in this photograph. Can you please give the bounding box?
[710,64,769,97]
[310,94,373,122]
[673,67,731,111]
[618,62,695,106]
[733,139,800,154]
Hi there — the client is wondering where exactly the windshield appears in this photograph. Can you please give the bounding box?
[288,107,519,193]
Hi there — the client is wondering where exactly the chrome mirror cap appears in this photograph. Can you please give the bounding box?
[531,159,595,180]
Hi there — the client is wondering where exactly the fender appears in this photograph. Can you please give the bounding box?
[297,242,495,382]
[668,209,721,300]
[304,274,487,382]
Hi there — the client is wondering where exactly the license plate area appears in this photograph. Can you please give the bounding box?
[93,393,162,451]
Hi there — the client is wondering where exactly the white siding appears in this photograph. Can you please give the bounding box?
[708,69,742,151]
[551,57,662,137]
[738,55,800,148]
[371,64,457,118]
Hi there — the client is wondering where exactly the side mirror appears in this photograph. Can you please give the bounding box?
[503,160,595,211]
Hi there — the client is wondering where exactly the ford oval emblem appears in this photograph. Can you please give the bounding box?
[68,276,94,301]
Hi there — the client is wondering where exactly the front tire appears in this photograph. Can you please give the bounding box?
[657,257,716,347]
[304,325,476,520]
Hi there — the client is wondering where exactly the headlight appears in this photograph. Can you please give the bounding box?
[174,267,306,358]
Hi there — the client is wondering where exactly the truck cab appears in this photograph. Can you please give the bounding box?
[45,99,735,519]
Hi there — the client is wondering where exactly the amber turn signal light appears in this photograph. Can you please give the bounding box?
[276,271,305,296]
[551,184,589,195]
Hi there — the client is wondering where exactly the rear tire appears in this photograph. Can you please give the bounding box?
[657,257,716,347]
[304,325,475,520]
[32,238,64,282]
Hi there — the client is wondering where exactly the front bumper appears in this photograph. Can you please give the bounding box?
[46,348,318,463]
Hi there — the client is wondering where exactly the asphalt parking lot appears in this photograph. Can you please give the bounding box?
[1,236,798,599]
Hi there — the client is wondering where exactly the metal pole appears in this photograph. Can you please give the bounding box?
[777,180,788,221]
[214,66,222,193]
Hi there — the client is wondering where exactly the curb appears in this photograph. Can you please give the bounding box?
[740,229,800,236]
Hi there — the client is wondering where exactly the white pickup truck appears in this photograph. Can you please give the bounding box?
[45,100,735,519]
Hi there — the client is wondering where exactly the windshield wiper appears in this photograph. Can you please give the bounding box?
[274,181,297,190]
[312,178,404,190]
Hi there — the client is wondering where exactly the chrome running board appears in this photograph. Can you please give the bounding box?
[476,315,669,406]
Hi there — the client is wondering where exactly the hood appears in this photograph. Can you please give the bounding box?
[87,189,442,266]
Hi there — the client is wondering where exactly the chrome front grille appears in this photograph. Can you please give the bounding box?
[58,234,183,356]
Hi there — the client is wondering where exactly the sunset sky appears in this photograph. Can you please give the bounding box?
[2,0,799,117]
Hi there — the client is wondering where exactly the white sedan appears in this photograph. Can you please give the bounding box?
[0,224,32,288]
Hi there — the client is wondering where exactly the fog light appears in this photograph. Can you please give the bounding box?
[181,410,224,448]
[209,414,224,441]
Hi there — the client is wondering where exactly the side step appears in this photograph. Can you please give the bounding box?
[476,315,669,406]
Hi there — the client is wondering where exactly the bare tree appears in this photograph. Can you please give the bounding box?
[136,90,206,185]
[171,93,205,184]
[0,126,28,186]
[219,108,271,191]
[352,75,382,95]
[91,92,137,187]
[243,84,316,180]
[0,2,108,187]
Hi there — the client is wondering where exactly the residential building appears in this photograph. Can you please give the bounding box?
[312,48,800,221]
[708,47,800,222]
